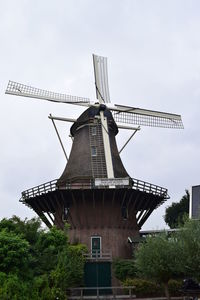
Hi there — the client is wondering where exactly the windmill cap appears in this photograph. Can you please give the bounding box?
[70,106,118,136]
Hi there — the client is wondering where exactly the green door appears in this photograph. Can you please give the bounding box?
[84,262,111,295]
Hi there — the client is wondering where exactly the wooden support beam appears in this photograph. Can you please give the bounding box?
[48,194,64,229]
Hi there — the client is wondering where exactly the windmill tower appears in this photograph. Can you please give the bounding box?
[5,54,183,290]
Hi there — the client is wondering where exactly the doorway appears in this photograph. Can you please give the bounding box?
[84,262,111,295]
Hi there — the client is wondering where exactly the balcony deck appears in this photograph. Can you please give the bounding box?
[19,178,169,229]
[20,178,169,202]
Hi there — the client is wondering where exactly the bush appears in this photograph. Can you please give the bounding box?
[0,273,30,300]
[113,259,136,281]
[168,279,182,296]
[122,278,161,297]
[0,217,86,299]
[0,230,30,275]
[122,278,183,297]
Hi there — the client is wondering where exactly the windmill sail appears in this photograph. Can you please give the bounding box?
[93,54,111,103]
[5,80,90,104]
[110,104,184,129]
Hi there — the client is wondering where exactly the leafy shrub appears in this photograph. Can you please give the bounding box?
[0,273,30,300]
[113,259,136,281]
[168,279,182,296]
[0,217,86,299]
[122,278,161,297]
[122,278,183,297]
[50,244,87,290]
[0,230,30,276]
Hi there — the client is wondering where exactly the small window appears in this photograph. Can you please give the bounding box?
[91,146,97,156]
[91,236,101,258]
[63,207,68,221]
[121,206,128,220]
[91,127,97,136]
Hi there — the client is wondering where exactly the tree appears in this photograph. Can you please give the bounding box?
[0,216,87,299]
[0,273,30,300]
[135,233,183,300]
[0,216,42,244]
[50,244,87,292]
[132,219,200,299]
[0,216,43,279]
[164,190,189,228]
[176,219,200,281]
[113,259,136,281]
[35,225,69,275]
[0,230,30,276]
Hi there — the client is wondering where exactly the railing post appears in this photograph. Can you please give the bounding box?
[97,287,99,300]
[113,287,116,299]
[80,288,83,300]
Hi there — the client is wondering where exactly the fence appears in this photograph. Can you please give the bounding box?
[68,286,136,300]
[84,251,112,261]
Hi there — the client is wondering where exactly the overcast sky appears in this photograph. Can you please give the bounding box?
[1,0,200,230]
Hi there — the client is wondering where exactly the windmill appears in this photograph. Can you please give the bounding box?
[5,54,183,261]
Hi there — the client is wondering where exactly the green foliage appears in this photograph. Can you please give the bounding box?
[0,216,86,299]
[123,278,161,297]
[0,273,30,300]
[0,230,30,276]
[135,233,183,284]
[0,215,42,244]
[168,279,182,296]
[66,244,87,286]
[134,220,200,285]
[113,259,136,281]
[35,225,69,275]
[121,220,200,298]
[31,275,50,299]
[165,190,189,228]
[30,274,67,300]
[50,244,87,291]
[0,216,44,279]
[135,232,183,300]
[176,219,200,280]
[122,278,182,297]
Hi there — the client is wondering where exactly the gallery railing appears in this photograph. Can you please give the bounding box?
[20,177,168,201]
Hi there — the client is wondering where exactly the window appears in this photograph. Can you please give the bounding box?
[91,127,97,136]
[91,146,97,156]
[91,236,101,258]
[121,206,128,220]
[63,207,69,221]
